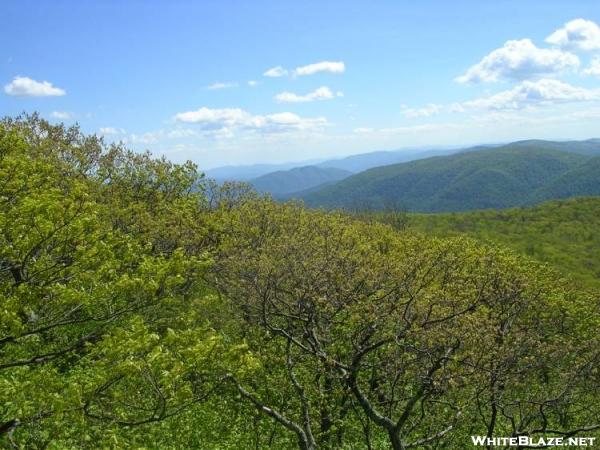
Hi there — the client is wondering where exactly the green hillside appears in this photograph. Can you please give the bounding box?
[399,197,600,288]
[531,156,600,202]
[301,142,600,212]
[250,165,351,197]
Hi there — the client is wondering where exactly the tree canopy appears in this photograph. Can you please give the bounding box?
[1,115,599,449]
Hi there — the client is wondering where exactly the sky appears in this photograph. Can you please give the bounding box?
[2,0,600,169]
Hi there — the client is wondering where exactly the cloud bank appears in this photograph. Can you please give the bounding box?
[456,39,578,84]
[173,107,327,134]
[463,78,600,110]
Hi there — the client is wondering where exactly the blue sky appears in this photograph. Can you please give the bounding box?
[2,1,600,168]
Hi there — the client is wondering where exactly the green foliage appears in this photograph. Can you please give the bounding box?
[0,115,247,448]
[214,200,600,449]
[1,115,599,449]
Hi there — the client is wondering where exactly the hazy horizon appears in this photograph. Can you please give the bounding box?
[204,136,600,171]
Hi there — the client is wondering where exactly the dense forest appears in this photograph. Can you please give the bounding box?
[409,198,600,289]
[361,198,600,290]
[1,116,599,449]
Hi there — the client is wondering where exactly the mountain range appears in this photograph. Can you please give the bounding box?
[299,139,600,212]
[204,139,600,212]
[204,146,458,182]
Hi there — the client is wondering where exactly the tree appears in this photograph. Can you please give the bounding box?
[213,199,600,449]
[2,114,598,449]
[0,115,245,448]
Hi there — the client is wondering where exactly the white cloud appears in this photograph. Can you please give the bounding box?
[173,107,327,134]
[546,18,600,51]
[584,57,600,76]
[456,39,579,84]
[275,86,343,103]
[401,103,442,118]
[463,78,600,110]
[99,127,126,135]
[294,61,345,76]
[263,61,345,78]
[263,66,288,77]
[247,80,259,87]
[207,81,237,90]
[353,127,374,134]
[4,76,66,96]
[50,111,73,120]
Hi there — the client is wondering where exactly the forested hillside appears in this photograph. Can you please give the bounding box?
[301,143,600,212]
[1,116,599,449]
[397,197,600,289]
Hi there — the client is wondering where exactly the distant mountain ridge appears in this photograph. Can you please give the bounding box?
[204,161,320,182]
[316,148,459,172]
[299,139,600,212]
[204,146,459,181]
[250,166,352,197]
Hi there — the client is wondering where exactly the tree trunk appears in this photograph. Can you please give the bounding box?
[388,428,405,450]
[298,436,317,450]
